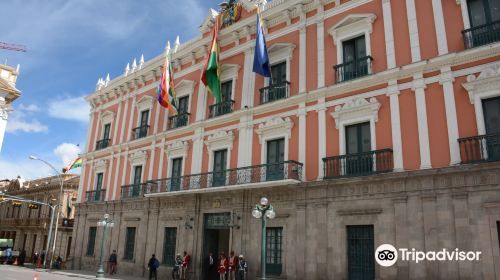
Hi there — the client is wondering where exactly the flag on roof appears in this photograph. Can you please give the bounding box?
[253,8,271,78]
[157,41,178,114]
[201,15,222,103]
[63,157,82,173]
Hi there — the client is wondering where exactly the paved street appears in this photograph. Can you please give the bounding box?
[0,265,145,280]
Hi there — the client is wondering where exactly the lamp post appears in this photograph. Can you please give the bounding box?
[0,191,57,269]
[96,213,114,279]
[29,155,65,269]
[252,197,276,280]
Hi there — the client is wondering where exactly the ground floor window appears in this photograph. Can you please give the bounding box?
[124,227,136,260]
[86,227,97,256]
[163,227,177,265]
[266,227,283,276]
[347,225,374,280]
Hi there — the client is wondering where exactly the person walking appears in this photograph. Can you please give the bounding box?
[228,251,238,280]
[148,254,160,280]
[108,250,118,275]
[181,251,191,280]
[237,255,247,280]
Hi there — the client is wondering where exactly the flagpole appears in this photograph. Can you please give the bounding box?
[256,3,273,85]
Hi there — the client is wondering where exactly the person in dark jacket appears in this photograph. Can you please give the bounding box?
[204,252,217,280]
[108,250,117,275]
[148,254,159,280]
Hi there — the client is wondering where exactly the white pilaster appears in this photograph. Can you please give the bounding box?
[112,97,123,145]
[387,81,404,171]
[106,153,114,200]
[299,24,307,93]
[237,113,253,167]
[431,0,448,55]
[382,0,396,69]
[317,98,326,180]
[242,48,256,108]
[119,97,130,143]
[158,139,166,179]
[317,6,326,88]
[191,128,204,173]
[127,96,136,141]
[76,161,87,203]
[195,82,207,121]
[412,75,431,169]
[298,102,307,178]
[111,152,121,200]
[459,0,471,29]
[405,0,421,62]
[148,143,156,180]
[120,151,129,191]
[440,68,461,165]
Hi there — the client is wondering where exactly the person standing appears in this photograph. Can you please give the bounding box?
[237,255,247,280]
[218,253,228,280]
[19,249,26,266]
[181,251,190,280]
[148,254,160,280]
[172,253,182,280]
[204,252,217,280]
[228,251,238,280]
[108,250,117,275]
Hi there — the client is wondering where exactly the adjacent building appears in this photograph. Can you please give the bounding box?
[0,174,78,261]
[73,0,500,279]
[0,63,21,153]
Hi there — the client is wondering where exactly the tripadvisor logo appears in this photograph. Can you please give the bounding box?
[375,244,481,267]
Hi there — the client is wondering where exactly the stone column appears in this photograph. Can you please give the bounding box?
[299,22,307,94]
[191,128,204,173]
[412,75,432,169]
[315,202,328,280]
[436,194,458,279]
[393,196,409,279]
[295,202,306,279]
[382,0,396,69]
[440,68,461,165]
[452,192,472,279]
[317,14,325,89]
[421,194,438,278]
[387,81,404,170]
[431,0,449,55]
[317,98,326,180]
[405,0,421,62]
[298,103,307,177]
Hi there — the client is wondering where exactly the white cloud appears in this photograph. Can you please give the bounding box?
[18,103,41,113]
[6,113,48,134]
[48,96,90,123]
[53,143,81,166]
[0,159,53,181]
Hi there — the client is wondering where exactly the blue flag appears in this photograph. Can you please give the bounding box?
[253,12,271,78]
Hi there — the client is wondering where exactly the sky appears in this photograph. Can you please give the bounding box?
[0,0,223,180]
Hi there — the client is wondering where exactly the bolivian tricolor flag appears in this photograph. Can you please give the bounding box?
[63,157,82,173]
[201,15,222,103]
[157,42,178,114]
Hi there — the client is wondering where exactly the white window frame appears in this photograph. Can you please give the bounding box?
[175,80,196,114]
[128,150,148,184]
[205,130,234,172]
[264,43,295,87]
[330,97,381,155]
[93,159,108,190]
[256,117,293,165]
[135,95,153,127]
[328,14,376,65]
[458,0,471,30]
[165,140,189,178]
[220,64,240,102]
[99,110,115,140]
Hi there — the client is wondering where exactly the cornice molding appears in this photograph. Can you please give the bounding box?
[462,62,500,104]
[330,97,381,129]
[256,116,293,144]
[205,130,235,152]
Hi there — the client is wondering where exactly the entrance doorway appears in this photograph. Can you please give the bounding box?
[202,213,232,276]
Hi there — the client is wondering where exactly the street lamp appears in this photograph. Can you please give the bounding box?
[29,155,65,269]
[96,213,114,279]
[252,197,276,280]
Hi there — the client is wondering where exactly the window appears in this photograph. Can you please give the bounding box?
[266,227,283,276]
[345,122,373,175]
[86,227,97,256]
[221,81,232,101]
[209,81,234,118]
[133,110,149,139]
[337,35,370,82]
[260,62,289,105]
[212,149,227,187]
[266,138,285,181]
[177,96,190,127]
[464,0,500,48]
[170,158,183,192]
[97,123,111,150]
[483,97,500,161]
[347,225,374,280]
[140,110,149,127]
[96,173,104,190]
[124,227,136,260]
[163,228,177,265]
[131,165,142,197]
[271,62,287,85]
[103,123,111,140]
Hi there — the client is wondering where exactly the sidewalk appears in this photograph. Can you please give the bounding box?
[50,269,146,280]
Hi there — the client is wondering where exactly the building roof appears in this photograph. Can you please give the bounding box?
[2,174,79,194]
[0,77,21,96]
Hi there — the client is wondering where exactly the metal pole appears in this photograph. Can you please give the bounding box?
[49,176,64,269]
[96,222,108,278]
[43,205,56,269]
[260,211,267,280]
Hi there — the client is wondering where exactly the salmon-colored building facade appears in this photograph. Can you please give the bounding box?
[72,0,500,279]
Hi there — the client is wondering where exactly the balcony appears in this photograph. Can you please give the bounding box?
[121,161,303,198]
[462,21,500,49]
[323,149,393,179]
[334,56,373,83]
[95,139,111,150]
[209,100,235,118]
[131,125,149,140]
[168,113,190,129]
[61,218,74,228]
[259,81,290,105]
[458,134,500,164]
[85,189,106,202]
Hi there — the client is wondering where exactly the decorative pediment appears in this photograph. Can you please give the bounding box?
[136,95,154,112]
[331,97,381,129]
[94,159,108,173]
[175,80,196,97]
[220,64,241,81]
[256,117,293,144]
[268,43,296,64]
[199,9,220,34]
[328,13,377,44]
[128,150,149,166]
[100,110,115,125]
[463,63,500,104]
[166,140,189,158]
[205,130,235,151]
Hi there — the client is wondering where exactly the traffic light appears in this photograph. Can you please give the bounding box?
[28,204,39,210]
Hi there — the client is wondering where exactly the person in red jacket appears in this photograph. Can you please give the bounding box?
[218,252,229,280]
[228,251,239,280]
[181,251,191,280]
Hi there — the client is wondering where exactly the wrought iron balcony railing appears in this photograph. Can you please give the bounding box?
[458,133,500,164]
[121,161,303,199]
[209,100,235,118]
[259,81,290,105]
[334,55,373,83]
[131,125,149,140]
[323,149,393,179]
[462,20,500,49]
[85,189,106,202]
[168,112,190,129]
[95,139,111,150]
